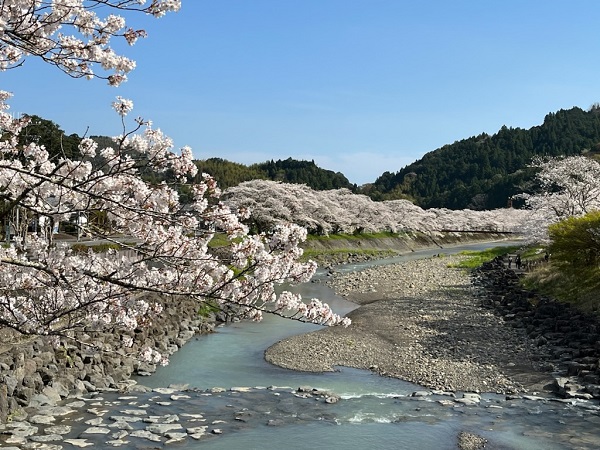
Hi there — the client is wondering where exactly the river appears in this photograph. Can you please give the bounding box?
[116,240,600,450]
[15,241,593,449]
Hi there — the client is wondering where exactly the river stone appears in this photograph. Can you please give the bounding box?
[64,439,94,447]
[230,386,252,392]
[181,413,205,420]
[119,409,147,416]
[438,399,456,407]
[108,421,133,430]
[267,419,286,426]
[66,400,86,409]
[188,426,208,435]
[165,431,188,442]
[109,415,143,422]
[28,394,55,408]
[28,414,56,424]
[130,429,162,442]
[29,434,63,442]
[144,414,179,424]
[152,387,178,395]
[146,423,183,435]
[112,430,128,439]
[37,405,76,416]
[41,386,64,404]
[5,435,27,445]
[82,426,111,434]
[46,425,72,435]
[85,417,104,426]
[454,393,482,406]
[3,422,38,437]
[411,391,432,397]
[522,395,546,401]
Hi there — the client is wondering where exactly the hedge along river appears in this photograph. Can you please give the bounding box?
[43,241,600,449]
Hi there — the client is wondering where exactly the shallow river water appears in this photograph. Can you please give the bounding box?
[13,241,598,450]
[117,241,600,450]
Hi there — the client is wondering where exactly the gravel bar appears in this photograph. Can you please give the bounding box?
[265,255,547,394]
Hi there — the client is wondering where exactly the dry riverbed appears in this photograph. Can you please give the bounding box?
[265,255,549,394]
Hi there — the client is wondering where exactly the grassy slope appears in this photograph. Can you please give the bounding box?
[457,245,600,316]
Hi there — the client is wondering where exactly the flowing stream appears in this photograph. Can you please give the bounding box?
[120,241,600,449]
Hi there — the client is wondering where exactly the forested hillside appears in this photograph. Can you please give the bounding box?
[192,157,355,191]
[251,158,355,190]
[367,106,600,210]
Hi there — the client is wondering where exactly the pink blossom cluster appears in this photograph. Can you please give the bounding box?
[0,1,181,85]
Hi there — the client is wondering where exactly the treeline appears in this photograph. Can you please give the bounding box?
[193,157,355,192]
[367,106,600,210]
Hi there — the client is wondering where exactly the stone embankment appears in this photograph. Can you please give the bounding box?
[473,256,600,400]
[0,295,216,423]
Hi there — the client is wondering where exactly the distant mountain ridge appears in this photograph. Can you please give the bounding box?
[366,105,600,209]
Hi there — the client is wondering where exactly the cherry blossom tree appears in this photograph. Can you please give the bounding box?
[0,2,349,364]
[517,156,600,243]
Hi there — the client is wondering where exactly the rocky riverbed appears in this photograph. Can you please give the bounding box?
[265,255,553,394]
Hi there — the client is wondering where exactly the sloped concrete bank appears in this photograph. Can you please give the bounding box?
[0,295,217,423]
[302,231,512,265]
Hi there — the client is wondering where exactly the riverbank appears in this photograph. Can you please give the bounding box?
[265,254,549,394]
[301,231,512,266]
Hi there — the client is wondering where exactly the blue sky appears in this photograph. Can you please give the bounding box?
[3,1,600,185]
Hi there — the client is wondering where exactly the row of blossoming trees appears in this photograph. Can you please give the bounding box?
[221,155,600,243]
[222,180,529,235]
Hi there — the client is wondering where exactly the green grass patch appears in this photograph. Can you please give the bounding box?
[301,247,396,263]
[450,245,523,269]
[207,233,230,248]
[198,301,221,318]
[208,232,244,248]
[522,264,600,314]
